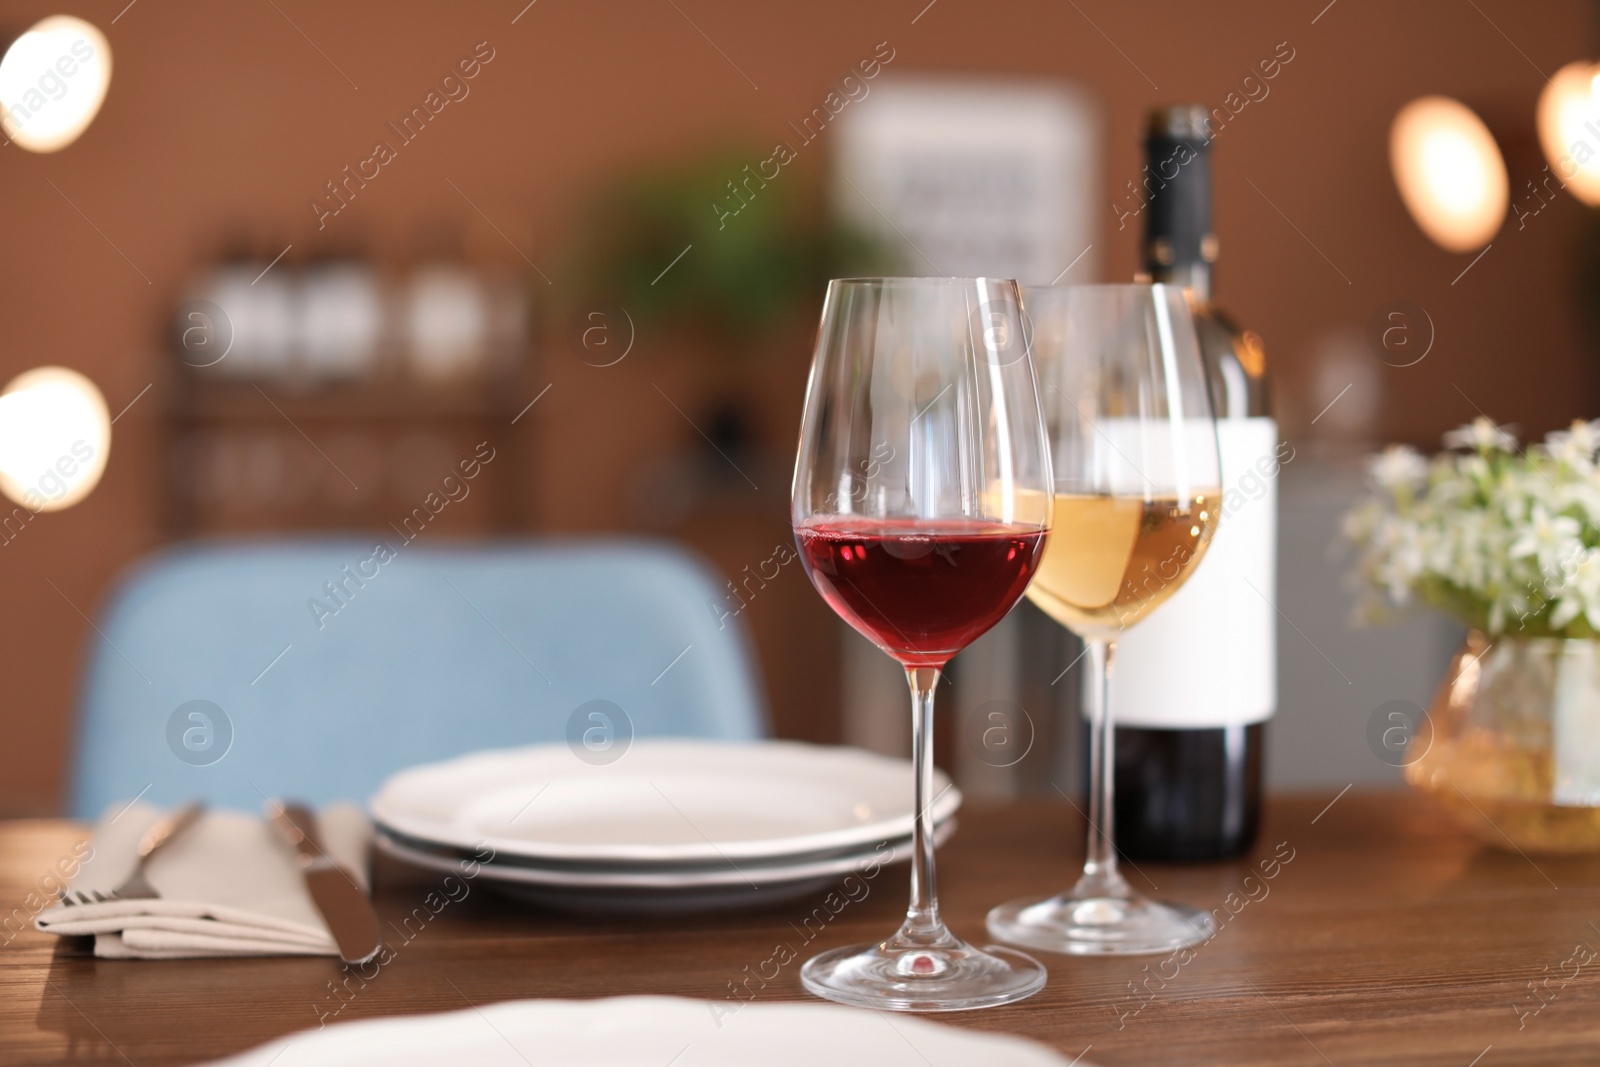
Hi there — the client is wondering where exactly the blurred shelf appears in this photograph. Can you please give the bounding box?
[160,364,538,539]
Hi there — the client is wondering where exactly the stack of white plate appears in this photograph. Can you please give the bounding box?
[370,740,961,914]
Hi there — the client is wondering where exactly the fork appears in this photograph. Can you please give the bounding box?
[61,801,205,906]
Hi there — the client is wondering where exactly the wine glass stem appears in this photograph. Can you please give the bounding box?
[1076,638,1131,900]
[903,665,944,941]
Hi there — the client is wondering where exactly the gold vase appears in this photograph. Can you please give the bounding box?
[1407,631,1600,853]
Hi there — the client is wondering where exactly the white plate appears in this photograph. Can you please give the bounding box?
[374,819,954,889]
[369,740,962,865]
[373,820,929,873]
[375,821,955,915]
[200,995,1081,1066]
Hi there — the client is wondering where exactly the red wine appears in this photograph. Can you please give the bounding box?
[795,518,1046,668]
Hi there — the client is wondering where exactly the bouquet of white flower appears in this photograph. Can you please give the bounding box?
[1343,416,1600,638]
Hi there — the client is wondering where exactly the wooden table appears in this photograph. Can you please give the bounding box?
[2,792,1598,1065]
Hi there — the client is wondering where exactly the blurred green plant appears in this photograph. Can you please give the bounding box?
[567,148,891,342]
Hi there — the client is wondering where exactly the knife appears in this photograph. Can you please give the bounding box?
[268,801,382,965]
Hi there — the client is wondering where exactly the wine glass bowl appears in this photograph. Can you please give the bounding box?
[791,277,1052,1010]
[794,519,1047,668]
[986,283,1223,956]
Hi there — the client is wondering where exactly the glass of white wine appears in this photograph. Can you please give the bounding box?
[986,283,1223,955]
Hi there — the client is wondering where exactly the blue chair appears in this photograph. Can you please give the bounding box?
[70,540,768,817]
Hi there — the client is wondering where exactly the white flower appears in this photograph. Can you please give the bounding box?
[1344,416,1600,636]
[1371,518,1425,602]
[1508,505,1582,576]
[1545,419,1600,469]
[1443,416,1518,453]
[1457,453,1493,486]
[1368,445,1428,492]
[1556,479,1600,527]
[1549,548,1600,632]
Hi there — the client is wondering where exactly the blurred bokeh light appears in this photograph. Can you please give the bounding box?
[1389,95,1508,252]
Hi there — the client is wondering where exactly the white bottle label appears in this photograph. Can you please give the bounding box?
[1105,418,1281,728]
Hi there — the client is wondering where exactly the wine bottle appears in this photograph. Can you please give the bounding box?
[1108,105,1278,861]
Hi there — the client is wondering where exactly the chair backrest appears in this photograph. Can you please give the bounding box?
[70,539,767,817]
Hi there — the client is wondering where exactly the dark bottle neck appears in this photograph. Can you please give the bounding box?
[1141,106,1216,303]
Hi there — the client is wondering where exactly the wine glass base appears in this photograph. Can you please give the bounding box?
[986,893,1214,956]
[800,937,1047,1012]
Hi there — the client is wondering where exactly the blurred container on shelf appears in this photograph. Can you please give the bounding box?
[299,260,385,381]
[403,263,490,382]
[189,260,295,380]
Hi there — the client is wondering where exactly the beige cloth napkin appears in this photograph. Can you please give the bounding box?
[35,801,372,959]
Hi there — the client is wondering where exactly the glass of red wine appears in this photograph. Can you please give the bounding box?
[791,277,1053,1012]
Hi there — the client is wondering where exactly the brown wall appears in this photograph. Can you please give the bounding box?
[0,0,1592,813]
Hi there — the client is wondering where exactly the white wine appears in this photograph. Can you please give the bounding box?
[1027,493,1219,641]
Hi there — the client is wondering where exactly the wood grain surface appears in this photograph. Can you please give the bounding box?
[2,792,1597,1066]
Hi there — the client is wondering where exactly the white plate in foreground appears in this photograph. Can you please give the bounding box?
[199,995,1080,1067]
[369,740,962,865]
